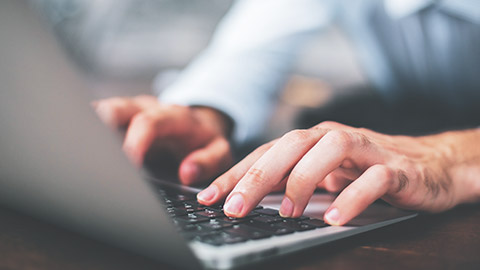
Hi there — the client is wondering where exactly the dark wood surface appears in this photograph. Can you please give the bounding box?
[1,203,479,270]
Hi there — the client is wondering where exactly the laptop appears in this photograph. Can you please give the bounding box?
[0,1,416,269]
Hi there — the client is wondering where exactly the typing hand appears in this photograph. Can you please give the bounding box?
[197,121,480,225]
[93,95,233,185]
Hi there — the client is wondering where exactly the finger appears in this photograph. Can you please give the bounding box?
[320,166,361,191]
[197,140,276,205]
[223,129,329,217]
[281,130,383,217]
[324,164,394,225]
[271,176,288,192]
[178,137,233,186]
[123,112,159,166]
[123,107,193,166]
[93,98,141,128]
[321,170,354,193]
[133,95,161,109]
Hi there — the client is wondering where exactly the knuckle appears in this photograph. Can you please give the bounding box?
[371,164,395,188]
[131,112,157,127]
[325,130,353,152]
[309,125,330,136]
[282,129,312,144]
[353,132,371,148]
[245,168,268,186]
[374,164,393,178]
[356,127,374,136]
[316,121,341,129]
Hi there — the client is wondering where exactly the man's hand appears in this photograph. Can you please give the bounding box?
[93,95,233,185]
[197,121,480,225]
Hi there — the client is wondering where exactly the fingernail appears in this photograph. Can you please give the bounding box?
[279,197,294,217]
[324,208,340,225]
[197,185,218,203]
[224,193,244,216]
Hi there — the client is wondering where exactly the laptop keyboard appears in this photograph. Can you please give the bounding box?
[153,182,329,246]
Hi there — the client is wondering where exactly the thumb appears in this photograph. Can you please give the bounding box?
[178,137,233,185]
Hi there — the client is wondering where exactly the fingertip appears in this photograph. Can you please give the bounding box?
[223,193,245,217]
[279,196,294,218]
[197,184,219,205]
[94,102,114,125]
[324,207,342,226]
[179,161,201,185]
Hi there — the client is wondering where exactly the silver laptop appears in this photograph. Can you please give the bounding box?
[0,1,416,269]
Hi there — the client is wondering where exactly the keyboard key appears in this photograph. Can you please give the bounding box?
[220,211,259,224]
[155,181,321,245]
[302,218,329,228]
[198,219,234,231]
[253,208,279,216]
[247,220,294,236]
[204,204,224,212]
[197,232,247,246]
[166,208,191,217]
[252,215,284,224]
[292,215,310,221]
[158,196,177,206]
[163,194,196,203]
[174,203,205,212]
[221,216,250,225]
[226,224,273,240]
[174,213,210,224]
[179,223,199,232]
[277,219,316,232]
[196,209,226,219]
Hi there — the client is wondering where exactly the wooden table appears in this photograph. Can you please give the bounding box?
[0,203,479,270]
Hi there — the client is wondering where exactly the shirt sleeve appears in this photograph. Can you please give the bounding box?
[158,0,336,144]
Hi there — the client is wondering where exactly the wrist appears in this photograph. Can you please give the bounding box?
[431,129,480,204]
[191,106,233,139]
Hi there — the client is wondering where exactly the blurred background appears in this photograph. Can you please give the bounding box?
[32,0,367,139]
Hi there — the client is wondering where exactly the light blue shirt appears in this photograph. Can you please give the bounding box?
[159,0,480,144]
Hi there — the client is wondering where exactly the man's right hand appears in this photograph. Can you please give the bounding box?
[92,95,233,185]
